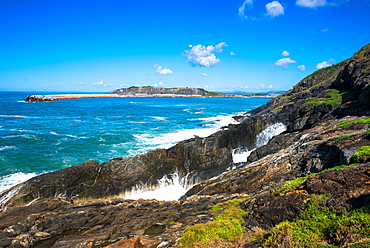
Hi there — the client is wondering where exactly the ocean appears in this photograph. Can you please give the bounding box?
[0,91,270,195]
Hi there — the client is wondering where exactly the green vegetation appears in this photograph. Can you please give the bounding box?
[258,194,370,247]
[273,106,283,112]
[337,117,370,128]
[179,198,249,247]
[304,89,353,108]
[302,60,346,83]
[351,146,370,163]
[278,164,359,195]
[277,176,310,195]
[335,130,370,141]
[196,88,227,97]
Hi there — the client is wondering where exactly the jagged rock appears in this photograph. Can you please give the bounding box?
[1,134,235,209]
[0,195,234,247]
[242,163,370,230]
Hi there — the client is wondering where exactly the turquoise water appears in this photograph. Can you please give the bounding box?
[0,91,270,191]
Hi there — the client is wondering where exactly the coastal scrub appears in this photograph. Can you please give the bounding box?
[277,164,359,195]
[258,194,370,247]
[179,198,249,247]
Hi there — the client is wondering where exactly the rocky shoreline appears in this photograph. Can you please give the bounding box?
[1,44,370,247]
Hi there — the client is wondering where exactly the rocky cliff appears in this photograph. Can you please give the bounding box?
[0,44,369,247]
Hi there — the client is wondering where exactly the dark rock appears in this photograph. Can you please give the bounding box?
[241,163,370,230]
[0,195,232,247]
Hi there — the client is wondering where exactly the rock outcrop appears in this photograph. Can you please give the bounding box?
[1,43,370,247]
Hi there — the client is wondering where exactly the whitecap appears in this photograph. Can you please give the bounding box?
[66,135,79,139]
[0,115,40,119]
[0,146,17,151]
[152,116,166,121]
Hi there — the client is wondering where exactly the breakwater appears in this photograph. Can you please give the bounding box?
[24,94,122,102]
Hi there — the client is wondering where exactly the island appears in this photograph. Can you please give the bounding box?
[24,87,275,102]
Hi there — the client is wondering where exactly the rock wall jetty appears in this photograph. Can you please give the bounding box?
[1,43,370,247]
[24,94,122,102]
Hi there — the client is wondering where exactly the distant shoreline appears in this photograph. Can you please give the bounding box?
[24,93,274,102]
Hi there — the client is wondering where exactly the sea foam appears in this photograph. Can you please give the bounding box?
[0,172,37,193]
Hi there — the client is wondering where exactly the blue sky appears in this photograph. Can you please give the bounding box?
[0,0,369,92]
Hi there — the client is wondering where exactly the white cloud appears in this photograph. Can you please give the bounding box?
[230,51,237,56]
[281,50,290,56]
[316,59,335,69]
[183,42,227,67]
[88,79,115,87]
[238,0,253,19]
[274,58,297,69]
[155,65,173,75]
[89,79,104,86]
[201,73,208,77]
[268,85,273,88]
[298,65,307,71]
[296,0,326,8]
[266,1,284,17]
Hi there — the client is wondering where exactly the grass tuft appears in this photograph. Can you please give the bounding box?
[337,117,370,128]
[258,194,370,247]
[351,146,370,163]
[304,89,353,108]
[179,198,249,247]
[277,164,359,195]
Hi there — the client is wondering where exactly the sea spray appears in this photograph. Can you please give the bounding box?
[255,123,287,147]
[124,173,199,201]
[232,122,287,163]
